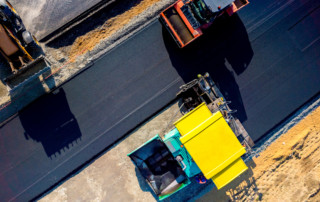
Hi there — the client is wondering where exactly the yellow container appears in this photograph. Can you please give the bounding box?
[177,103,247,189]
[211,157,248,189]
[174,103,212,136]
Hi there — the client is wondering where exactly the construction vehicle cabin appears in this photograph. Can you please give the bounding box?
[0,0,48,89]
[128,73,254,200]
[160,0,249,48]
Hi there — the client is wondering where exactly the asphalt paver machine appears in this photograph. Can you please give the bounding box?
[128,73,254,200]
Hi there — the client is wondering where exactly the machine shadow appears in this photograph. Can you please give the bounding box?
[193,159,259,201]
[19,88,82,158]
[163,159,258,201]
[134,167,161,201]
[162,13,253,122]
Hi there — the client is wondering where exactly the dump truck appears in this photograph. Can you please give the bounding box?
[160,0,249,48]
[128,73,254,200]
[0,0,49,89]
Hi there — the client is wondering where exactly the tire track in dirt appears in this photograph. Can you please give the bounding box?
[231,107,320,201]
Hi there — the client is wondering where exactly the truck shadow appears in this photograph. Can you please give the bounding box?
[163,159,259,201]
[134,167,161,201]
[18,88,82,158]
[196,159,261,201]
[162,13,253,122]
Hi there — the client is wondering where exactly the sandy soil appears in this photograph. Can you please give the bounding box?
[199,106,320,202]
[47,0,174,65]
[68,0,162,59]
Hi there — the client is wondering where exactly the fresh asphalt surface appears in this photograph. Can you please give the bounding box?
[1,0,320,201]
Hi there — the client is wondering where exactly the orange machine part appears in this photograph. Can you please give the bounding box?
[160,12,185,47]
[0,24,19,56]
[161,0,203,48]
[174,1,202,38]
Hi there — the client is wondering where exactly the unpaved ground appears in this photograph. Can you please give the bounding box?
[199,106,320,202]
[67,0,164,59]
[39,100,320,202]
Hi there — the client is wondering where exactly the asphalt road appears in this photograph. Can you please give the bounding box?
[1,0,320,201]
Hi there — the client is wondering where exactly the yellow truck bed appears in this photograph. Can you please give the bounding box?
[175,103,247,189]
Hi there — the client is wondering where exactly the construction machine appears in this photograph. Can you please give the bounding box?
[160,0,249,48]
[128,73,254,200]
[0,0,49,89]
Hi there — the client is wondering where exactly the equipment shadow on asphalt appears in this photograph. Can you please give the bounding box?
[19,88,82,158]
[162,13,253,122]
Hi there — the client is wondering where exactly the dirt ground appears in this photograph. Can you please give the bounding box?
[199,106,320,202]
[39,100,320,202]
[67,0,163,59]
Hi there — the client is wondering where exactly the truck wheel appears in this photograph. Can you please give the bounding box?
[167,10,193,44]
